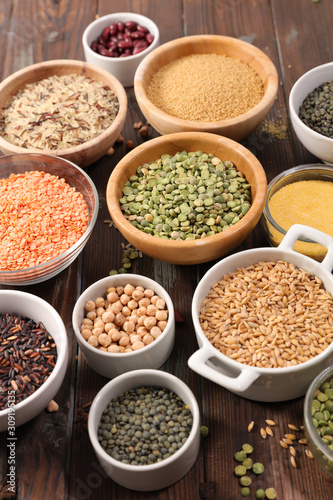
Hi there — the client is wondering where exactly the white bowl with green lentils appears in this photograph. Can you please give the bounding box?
[88,369,200,490]
[189,224,333,402]
[72,274,175,378]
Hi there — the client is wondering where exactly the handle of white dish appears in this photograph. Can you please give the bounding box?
[187,347,260,393]
[278,224,333,272]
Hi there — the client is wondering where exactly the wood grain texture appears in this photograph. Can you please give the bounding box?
[1,1,333,499]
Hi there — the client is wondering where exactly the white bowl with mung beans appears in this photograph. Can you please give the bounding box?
[189,224,333,402]
[72,274,175,378]
[88,369,200,490]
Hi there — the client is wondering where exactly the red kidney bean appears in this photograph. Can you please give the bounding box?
[90,19,155,58]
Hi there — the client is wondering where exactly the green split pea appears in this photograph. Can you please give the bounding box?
[119,151,252,241]
[311,376,333,450]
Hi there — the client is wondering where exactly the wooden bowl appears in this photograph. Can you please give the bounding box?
[134,35,278,141]
[106,132,267,265]
[0,60,127,167]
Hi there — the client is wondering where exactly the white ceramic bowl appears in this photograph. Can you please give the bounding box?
[88,369,200,491]
[289,62,333,165]
[72,274,175,378]
[82,12,160,87]
[0,153,99,286]
[0,290,68,431]
[189,224,333,402]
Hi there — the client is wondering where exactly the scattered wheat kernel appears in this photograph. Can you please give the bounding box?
[283,438,294,445]
[248,421,254,432]
[288,424,299,431]
[290,446,297,457]
[266,426,274,437]
[305,449,314,459]
[260,427,267,439]
[285,433,297,440]
[290,456,297,468]
[299,439,308,445]
[265,419,275,426]
[280,440,288,449]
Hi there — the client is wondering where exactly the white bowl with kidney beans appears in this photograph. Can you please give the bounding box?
[189,224,333,402]
[88,369,201,490]
[72,274,175,378]
[0,290,68,431]
[82,12,160,87]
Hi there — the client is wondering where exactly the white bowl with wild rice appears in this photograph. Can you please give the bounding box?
[188,224,333,402]
[0,59,127,167]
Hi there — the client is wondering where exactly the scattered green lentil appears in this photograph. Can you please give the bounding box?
[298,81,333,138]
[119,151,252,241]
[98,386,193,465]
[200,425,209,438]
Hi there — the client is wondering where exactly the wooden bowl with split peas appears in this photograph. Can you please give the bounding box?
[0,59,127,167]
[106,131,267,265]
[134,35,278,141]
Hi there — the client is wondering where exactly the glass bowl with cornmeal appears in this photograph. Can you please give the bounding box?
[261,164,333,261]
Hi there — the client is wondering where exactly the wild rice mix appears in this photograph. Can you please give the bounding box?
[199,260,333,368]
[0,170,89,271]
[0,74,119,150]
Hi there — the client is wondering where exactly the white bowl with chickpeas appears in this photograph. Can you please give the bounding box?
[72,274,175,378]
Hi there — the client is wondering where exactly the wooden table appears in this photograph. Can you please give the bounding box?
[1,1,333,498]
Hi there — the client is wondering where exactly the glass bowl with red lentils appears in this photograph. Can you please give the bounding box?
[0,153,98,285]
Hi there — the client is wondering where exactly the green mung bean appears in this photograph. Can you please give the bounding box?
[120,151,252,241]
[97,386,193,465]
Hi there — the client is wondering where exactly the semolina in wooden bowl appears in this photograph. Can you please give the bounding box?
[106,132,267,265]
[134,35,278,141]
[0,59,127,167]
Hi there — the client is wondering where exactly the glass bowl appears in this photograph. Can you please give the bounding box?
[0,153,98,285]
[261,164,333,261]
[304,366,333,478]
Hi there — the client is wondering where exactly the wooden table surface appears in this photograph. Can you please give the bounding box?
[1,0,333,499]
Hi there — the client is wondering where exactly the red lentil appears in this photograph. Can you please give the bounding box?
[0,170,89,270]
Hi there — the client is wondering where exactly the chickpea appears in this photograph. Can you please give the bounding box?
[132,289,144,301]
[99,346,108,352]
[129,334,141,344]
[119,335,130,347]
[132,340,145,350]
[137,306,147,317]
[122,306,131,317]
[104,299,110,309]
[138,297,150,308]
[136,285,145,292]
[106,286,116,293]
[150,295,160,305]
[143,333,154,345]
[92,327,104,337]
[136,326,149,337]
[104,322,115,333]
[81,329,92,341]
[115,312,126,327]
[150,326,162,339]
[99,333,112,347]
[96,306,105,317]
[116,286,124,296]
[124,284,135,296]
[80,323,93,332]
[124,347,133,353]
[84,300,96,312]
[81,318,93,327]
[95,297,105,308]
[107,291,119,303]
[137,315,147,326]
[88,335,99,347]
[123,321,135,333]
[147,304,157,316]
[157,321,168,331]
[156,298,166,310]
[156,310,168,321]
[144,288,155,298]
[94,319,105,329]
[120,293,130,305]
[129,313,139,324]
[127,299,138,310]
[102,310,115,324]
[144,316,157,329]
[107,344,122,353]
[86,310,97,321]
[110,328,122,342]
[110,300,122,315]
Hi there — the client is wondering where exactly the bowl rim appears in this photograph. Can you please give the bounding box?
[134,34,279,129]
[72,274,175,359]
[262,163,333,242]
[0,59,128,156]
[191,244,333,374]
[304,365,333,462]
[88,368,200,471]
[106,131,267,253]
[0,290,68,416]
[82,12,160,63]
[0,152,99,281]
[289,62,333,145]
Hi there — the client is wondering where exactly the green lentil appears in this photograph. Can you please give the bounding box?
[298,81,333,138]
[97,386,193,465]
[119,152,252,241]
